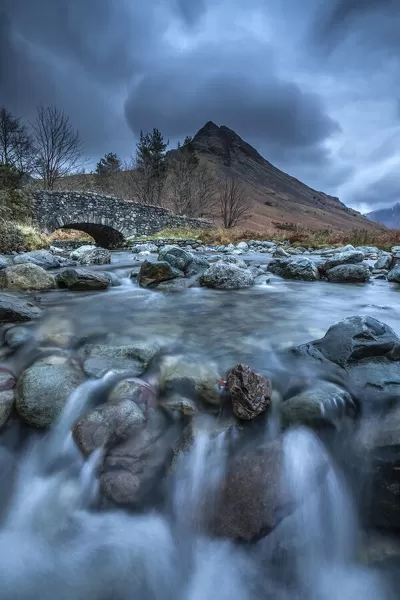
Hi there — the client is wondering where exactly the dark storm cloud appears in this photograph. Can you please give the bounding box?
[125,42,340,161]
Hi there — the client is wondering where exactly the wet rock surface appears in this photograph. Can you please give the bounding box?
[267,258,320,281]
[226,364,271,420]
[325,263,371,283]
[0,294,42,323]
[137,260,184,288]
[56,268,110,291]
[199,261,255,289]
[0,263,56,291]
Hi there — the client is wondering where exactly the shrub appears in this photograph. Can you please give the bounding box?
[0,221,48,254]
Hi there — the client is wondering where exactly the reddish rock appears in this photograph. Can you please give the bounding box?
[226,364,271,420]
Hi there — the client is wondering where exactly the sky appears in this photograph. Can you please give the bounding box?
[0,0,399,213]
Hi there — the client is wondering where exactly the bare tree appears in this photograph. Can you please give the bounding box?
[30,106,84,189]
[0,107,33,171]
[167,140,218,217]
[219,172,252,228]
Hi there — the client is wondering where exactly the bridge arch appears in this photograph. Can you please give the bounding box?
[31,190,213,246]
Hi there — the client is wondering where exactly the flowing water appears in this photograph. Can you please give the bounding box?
[0,250,399,599]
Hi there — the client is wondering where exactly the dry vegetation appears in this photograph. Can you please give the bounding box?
[143,224,400,251]
[49,228,93,242]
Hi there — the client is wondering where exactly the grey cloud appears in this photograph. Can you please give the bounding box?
[351,171,400,210]
[125,42,340,162]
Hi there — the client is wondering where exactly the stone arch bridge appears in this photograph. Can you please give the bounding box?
[31,191,212,248]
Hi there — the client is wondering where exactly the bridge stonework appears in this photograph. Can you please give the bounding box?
[31,191,213,248]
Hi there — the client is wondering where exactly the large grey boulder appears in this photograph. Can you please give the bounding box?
[16,363,85,427]
[70,245,97,260]
[325,263,370,283]
[290,316,400,397]
[0,263,56,291]
[158,245,194,273]
[199,261,255,290]
[319,250,364,273]
[132,243,158,253]
[73,399,145,456]
[374,255,393,271]
[79,342,160,378]
[0,390,14,430]
[12,250,65,270]
[267,258,319,281]
[137,260,183,288]
[56,268,110,291]
[78,248,111,266]
[0,256,11,270]
[0,293,42,323]
[387,265,400,283]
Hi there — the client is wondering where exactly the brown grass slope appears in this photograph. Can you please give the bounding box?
[191,121,384,233]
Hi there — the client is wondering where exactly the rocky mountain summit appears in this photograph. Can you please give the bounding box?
[191,121,384,232]
[366,203,400,229]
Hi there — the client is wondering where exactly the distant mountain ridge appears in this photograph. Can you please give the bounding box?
[190,121,384,232]
[366,203,400,229]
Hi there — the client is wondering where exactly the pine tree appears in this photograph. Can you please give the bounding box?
[134,128,169,205]
[95,152,122,176]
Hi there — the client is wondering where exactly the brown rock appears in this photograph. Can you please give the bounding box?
[226,364,271,420]
[208,444,289,541]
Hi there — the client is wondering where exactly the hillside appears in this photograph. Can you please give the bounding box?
[40,120,385,233]
[366,204,400,229]
[190,121,384,232]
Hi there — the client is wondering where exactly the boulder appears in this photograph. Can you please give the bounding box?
[325,264,370,283]
[374,255,393,271]
[78,248,111,266]
[158,246,194,272]
[387,265,400,283]
[279,381,357,429]
[0,264,56,291]
[290,316,400,398]
[226,364,271,420]
[70,245,97,260]
[199,261,255,290]
[159,355,221,407]
[16,364,85,427]
[132,243,158,253]
[0,256,10,270]
[267,258,319,281]
[217,255,248,269]
[0,293,42,323]
[273,248,290,258]
[319,250,364,272]
[207,442,291,541]
[56,268,110,291]
[137,260,184,288]
[79,342,160,377]
[12,250,64,270]
[100,409,181,509]
[236,241,249,251]
[73,399,145,456]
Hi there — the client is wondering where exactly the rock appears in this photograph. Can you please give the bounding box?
[236,241,249,251]
[4,325,31,349]
[132,243,158,253]
[291,316,400,398]
[158,246,194,273]
[374,255,393,271]
[137,260,183,288]
[355,246,380,257]
[0,390,14,430]
[56,268,110,291]
[226,364,271,420]
[100,409,181,509]
[267,258,319,281]
[272,248,289,258]
[225,243,235,253]
[218,255,248,269]
[162,394,197,416]
[0,264,56,291]
[78,248,111,266]
[199,261,255,290]
[280,382,356,428]
[73,399,145,456]
[159,356,221,407]
[325,264,370,283]
[186,255,210,275]
[0,256,10,270]
[70,245,97,260]
[80,342,159,377]
[16,364,85,427]
[387,265,400,283]
[391,246,400,255]
[0,293,42,323]
[208,443,289,541]
[12,250,63,270]
[319,250,364,272]
[101,271,121,287]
